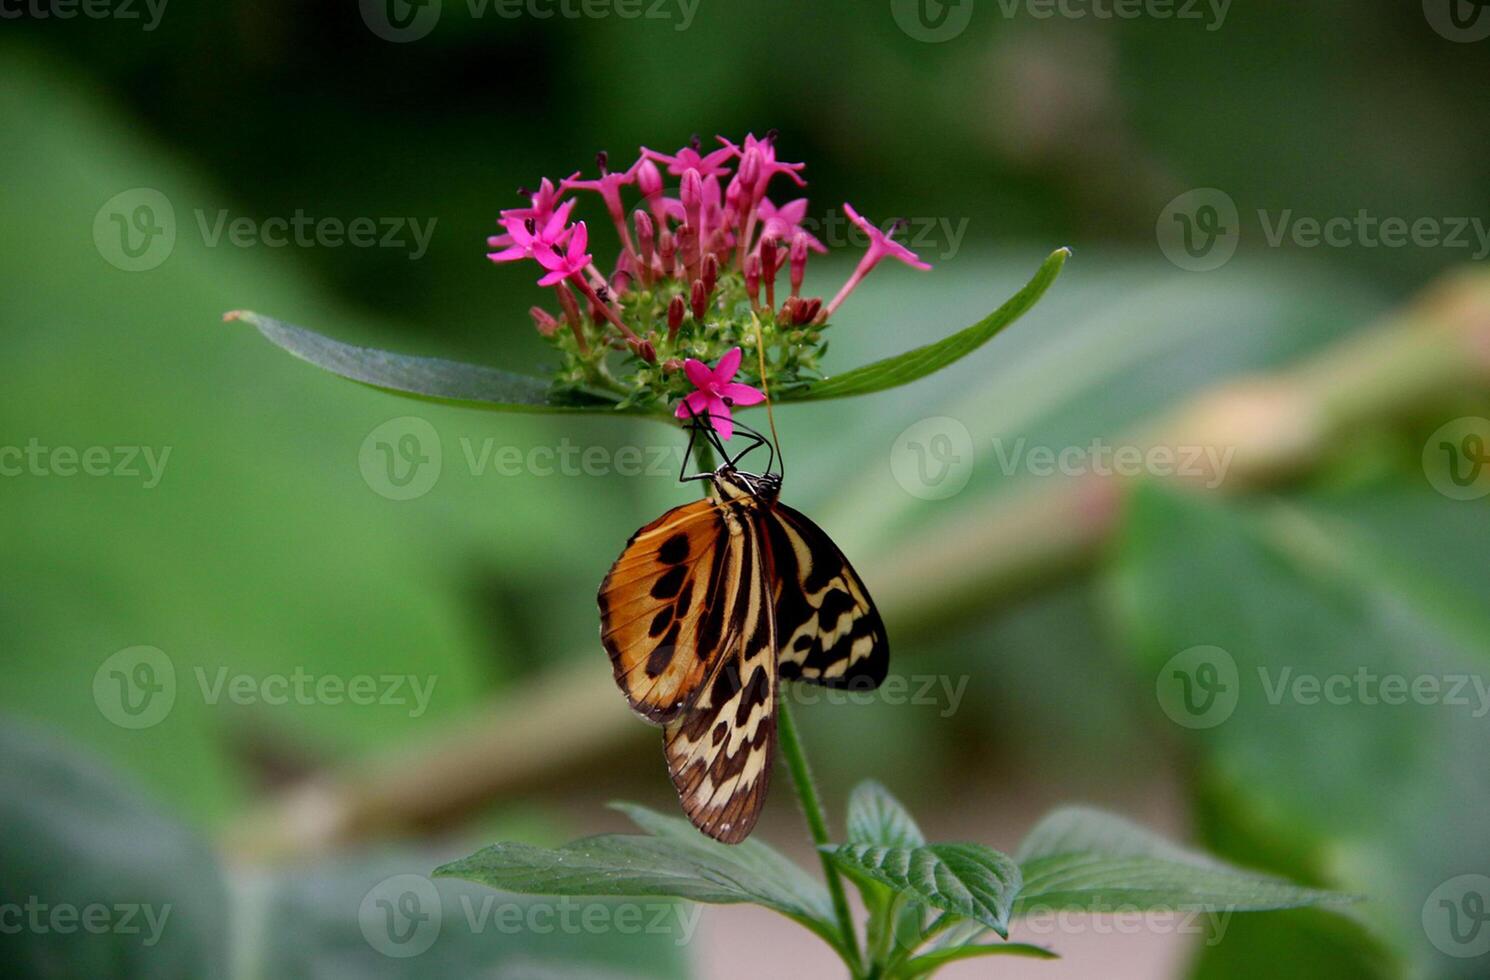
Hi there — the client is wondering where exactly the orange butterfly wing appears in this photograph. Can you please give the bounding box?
[598,498,750,724]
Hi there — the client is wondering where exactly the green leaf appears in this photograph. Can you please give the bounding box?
[225,309,636,414]
[608,802,834,923]
[825,843,1022,938]
[900,942,1058,976]
[780,247,1069,402]
[1014,806,1356,915]
[436,803,840,949]
[846,780,927,848]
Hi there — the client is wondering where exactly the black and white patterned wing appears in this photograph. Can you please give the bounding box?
[764,503,888,690]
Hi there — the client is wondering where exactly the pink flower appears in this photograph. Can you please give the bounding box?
[720,133,806,191]
[534,220,594,287]
[845,202,931,271]
[757,198,826,252]
[501,177,570,223]
[487,200,576,263]
[562,156,639,230]
[825,202,932,316]
[673,347,765,440]
[644,140,735,179]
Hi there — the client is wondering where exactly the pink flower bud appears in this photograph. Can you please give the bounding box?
[529,306,560,336]
[745,253,762,307]
[790,232,809,296]
[628,336,657,363]
[691,279,708,322]
[667,294,686,341]
[702,254,718,295]
[637,158,663,199]
[659,228,677,277]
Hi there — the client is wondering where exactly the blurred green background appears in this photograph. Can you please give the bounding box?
[3,1,1490,977]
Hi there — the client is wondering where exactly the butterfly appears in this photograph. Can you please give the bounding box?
[597,412,889,843]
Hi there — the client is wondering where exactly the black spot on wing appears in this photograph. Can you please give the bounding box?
[710,659,742,706]
[735,665,771,725]
[659,532,690,565]
[817,587,856,630]
[645,623,679,677]
[650,565,687,600]
[648,606,674,638]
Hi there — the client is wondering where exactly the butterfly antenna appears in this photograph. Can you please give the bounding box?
[750,313,784,479]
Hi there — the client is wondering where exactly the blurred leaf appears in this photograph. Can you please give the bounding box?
[437,804,841,948]
[1013,807,1354,915]
[0,721,229,979]
[784,248,1069,402]
[825,843,1021,938]
[1108,481,1490,978]
[845,780,926,848]
[226,309,628,414]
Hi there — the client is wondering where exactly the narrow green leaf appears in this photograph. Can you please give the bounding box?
[437,803,842,950]
[900,942,1058,976]
[826,843,1022,938]
[781,247,1069,402]
[226,309,638,414]
[845,780,926,848]
[609,802,834,924]
[1014,807,1357,915]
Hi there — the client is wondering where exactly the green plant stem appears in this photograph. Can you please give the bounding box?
[776,696,862,976]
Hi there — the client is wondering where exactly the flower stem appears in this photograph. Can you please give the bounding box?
[776,695,861,976]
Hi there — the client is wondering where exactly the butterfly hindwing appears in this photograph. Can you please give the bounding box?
[662,511,777,844]
[765,503,889,690]
[598,498,750,723]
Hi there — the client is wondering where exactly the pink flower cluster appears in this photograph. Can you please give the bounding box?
[487,133,932,436]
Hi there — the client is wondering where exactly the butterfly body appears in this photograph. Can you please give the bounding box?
[598,432,888,843]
